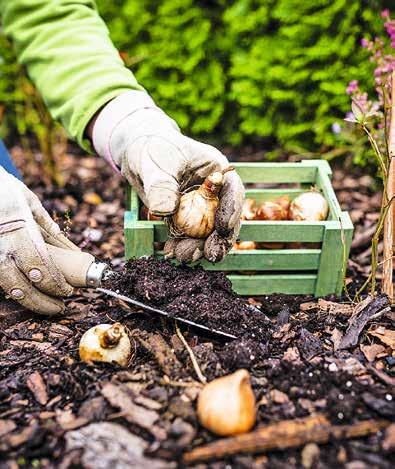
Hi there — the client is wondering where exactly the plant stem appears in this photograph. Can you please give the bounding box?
[382,70,395,302]
[362,124,388,178]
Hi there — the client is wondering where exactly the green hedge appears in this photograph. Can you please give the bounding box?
[97,0,389,150]
[0,0,391,153]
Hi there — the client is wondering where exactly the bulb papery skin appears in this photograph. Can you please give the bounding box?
[171,186,219,239]
[256,201,288,221]
[289,191,329,221]
[169,167,235,239]
[79,323,132,367]
[241,199,257,221]
[197,369,256,436]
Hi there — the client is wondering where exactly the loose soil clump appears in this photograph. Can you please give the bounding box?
[107,257,273,342]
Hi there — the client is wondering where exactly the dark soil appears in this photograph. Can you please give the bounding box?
[107,257,273,342]
[0,148,394,468]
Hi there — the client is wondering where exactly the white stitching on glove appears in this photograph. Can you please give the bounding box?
[92,91,245,263]
[0,168,80,315]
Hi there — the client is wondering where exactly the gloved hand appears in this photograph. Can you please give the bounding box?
[0,168,90,315]
[92,91,245,263]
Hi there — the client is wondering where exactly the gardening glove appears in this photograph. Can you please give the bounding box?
[0,167,90,315]
[92,91,245,263]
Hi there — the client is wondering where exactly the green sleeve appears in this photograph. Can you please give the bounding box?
[0,0,144,152]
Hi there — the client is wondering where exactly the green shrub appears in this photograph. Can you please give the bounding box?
[98,0,227,135]
[224,0,384,148]
[0,0,392,157]
[97,0,390,151]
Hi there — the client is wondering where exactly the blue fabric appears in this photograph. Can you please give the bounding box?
[0,139,22,180]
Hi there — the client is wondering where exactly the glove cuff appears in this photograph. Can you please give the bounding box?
[92,91,159,171]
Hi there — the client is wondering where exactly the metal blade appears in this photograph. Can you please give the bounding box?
[97,287,237,340]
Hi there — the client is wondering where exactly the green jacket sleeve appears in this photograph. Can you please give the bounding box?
[0,0,144,151]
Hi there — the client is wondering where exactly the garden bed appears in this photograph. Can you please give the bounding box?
[0,149,394,468]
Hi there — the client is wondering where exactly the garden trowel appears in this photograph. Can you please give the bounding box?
[47,244,237,339]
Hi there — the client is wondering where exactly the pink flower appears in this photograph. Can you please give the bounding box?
[385,23,395,36]
[346,80,359,95]
[381,9,390,19]
[361,37,369,48]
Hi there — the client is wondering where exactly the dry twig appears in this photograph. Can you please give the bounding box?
[175,324,207,384]
[183,415,389,464]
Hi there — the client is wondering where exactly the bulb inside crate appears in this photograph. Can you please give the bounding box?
[125,161,354,297]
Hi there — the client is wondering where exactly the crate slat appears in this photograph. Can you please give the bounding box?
[126,186,140,221]
[233,162,317,183]
[335,211,354,295]
[156,249,321,271]
[124,215,154,259]
[314,221,343,296]
[315,164,343,221]
[245,188,304,202]
[228,274,317,295]
[151,221,331,243]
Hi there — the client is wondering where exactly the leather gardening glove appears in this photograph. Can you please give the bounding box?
[92,91,245,263]
[0,168,90,315]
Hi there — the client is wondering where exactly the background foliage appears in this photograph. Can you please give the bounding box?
[0,0,392,160]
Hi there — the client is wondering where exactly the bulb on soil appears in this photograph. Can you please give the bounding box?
[197,369,256,436]
[79,323,132,367]
[289,190,329,221]
[169,167,234,239]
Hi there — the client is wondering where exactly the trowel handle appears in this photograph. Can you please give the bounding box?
[46,244,108,288]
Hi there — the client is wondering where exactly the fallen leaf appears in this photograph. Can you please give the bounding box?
[360,343,386,362]
[65,422,172,468]
[318,299,353,316]
[339,295,390,349]
[368,328,395,350]
[101,382,166,440]
[26,371,48,405]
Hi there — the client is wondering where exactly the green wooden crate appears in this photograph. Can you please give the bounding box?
[124,160,354,297]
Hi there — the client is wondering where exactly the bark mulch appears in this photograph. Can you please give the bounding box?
[0,148,394,468]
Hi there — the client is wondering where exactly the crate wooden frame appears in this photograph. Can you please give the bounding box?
[124,160,354,297]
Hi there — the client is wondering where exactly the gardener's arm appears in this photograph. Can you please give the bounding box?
[1,0,244,263]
